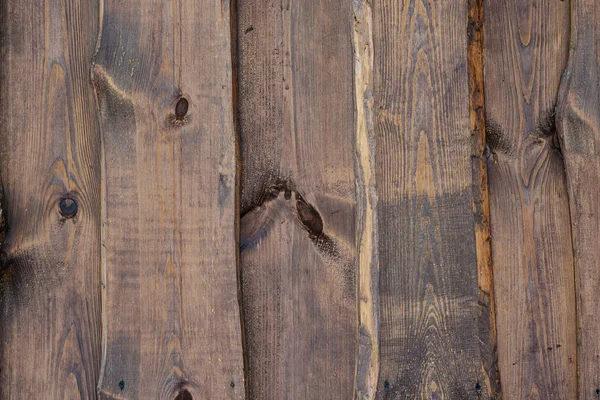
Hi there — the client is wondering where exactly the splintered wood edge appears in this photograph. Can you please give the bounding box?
[467,0,501,396]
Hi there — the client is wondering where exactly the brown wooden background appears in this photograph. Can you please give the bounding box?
[0,0,598,398]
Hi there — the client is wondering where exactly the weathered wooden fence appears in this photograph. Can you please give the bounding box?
[0,0,598,398]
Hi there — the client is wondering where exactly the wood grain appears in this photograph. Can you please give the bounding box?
[483,1,577,398]
[468,0,501,395]
[237,0,360,398]
[556,0,600,398]
[92,0,245,398]
[0,0,102,397]
[373,1,490,398]
[353,0,380,398]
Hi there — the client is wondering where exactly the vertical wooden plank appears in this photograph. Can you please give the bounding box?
[468,0,501,395]
[237,0,361,398]
[92,0,244,398]
[483,1,577,398]
[557,0,600,398]
[374,1,491,398]
[352,0,380,398]
[0,0,101,398]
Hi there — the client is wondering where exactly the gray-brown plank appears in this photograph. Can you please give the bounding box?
[92,0,244,398]
[483,1,577,398]
[373,1,491,398]
[237,0,364,398]
[557,0,600,397]
[0,0,102,397]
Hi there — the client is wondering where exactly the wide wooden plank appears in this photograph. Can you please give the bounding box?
[556,0,600,398]
[92,1,244,398]
[237,0,361,398]
[483,1,577,398]
[373,1,491,398]
[0,0,102,398]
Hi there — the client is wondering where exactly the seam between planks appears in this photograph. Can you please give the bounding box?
[90,0,107,392]
[229,0,250,396]
[555,0,580,397]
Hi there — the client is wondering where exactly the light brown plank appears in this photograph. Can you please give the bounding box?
[483,0,577,398]
[237,0,360,398]
[556,0,600,398]
[92,1,244,398]
[0,0,102,397]
[353,0,380,398]
[373,1,492,398]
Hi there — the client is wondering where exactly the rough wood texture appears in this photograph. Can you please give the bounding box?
[557,0,600,398]
[468,0,501,395]
[483,1,577,398]
[0,0,102,398]
[237,0,359,398]
[373,1,489,398]
[92,0,245,398]
[352,0,380,398]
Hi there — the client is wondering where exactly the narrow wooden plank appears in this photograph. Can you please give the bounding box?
[237,0,359,398]
[468,0,501,395]
[352,0,380,398]
[557,0,600,398]
[0,0,102,398]
[483,1,577,398]
[374,1,490,398]
[92,1,244,398]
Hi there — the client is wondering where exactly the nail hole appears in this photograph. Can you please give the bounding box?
[475,383,481,392]
[596,388,600,395]
[175,97,189,119]
[175,389,193,400]
[230,381,235,388]
[118,380,125,391]
[59,197,78,218]
[383,381,390,389]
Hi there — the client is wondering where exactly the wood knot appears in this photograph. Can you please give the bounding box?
[295,195,323,237]
[175,97,189,119]
[170,96,189,126]
[175,389,193,400]
[59,197,78,219]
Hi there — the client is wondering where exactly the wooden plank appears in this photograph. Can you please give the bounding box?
[483,1,577,398]
[373,1,491,398]
[92,1,244,398]
[352,0,380,398]
[556,0,600,398]
[0,0,102,398]
[237,0,360,398]
[468,0,501,395]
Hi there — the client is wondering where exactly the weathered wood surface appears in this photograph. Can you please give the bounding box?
[92,0,245,398]
[373,1,491,398]
[3,0,600,398]
[483,1,577,398]
[0,0,102,398]
[557,0,600,398]
[352,0,380,398]
[468,0,501,395]
[237,0,362,398]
